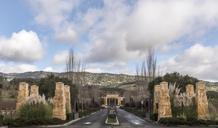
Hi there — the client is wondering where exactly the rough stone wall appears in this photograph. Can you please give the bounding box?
[158,82,172,119]
[52,82,66,120]
[30,85,39,96]
[186,84,195,98]
[153,85,160,113]
[16,82,29,111]
[196,81,209,120]
[64,85,71,114]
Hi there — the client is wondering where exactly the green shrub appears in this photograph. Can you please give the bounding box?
[18,103,52,121]
[159,117,218,126]
[150,113,158,121]
[159,117,186,126]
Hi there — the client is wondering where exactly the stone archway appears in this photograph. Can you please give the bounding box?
[101,94,124,107]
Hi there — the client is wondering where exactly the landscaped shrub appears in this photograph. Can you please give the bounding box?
[18,103,52,121]
[0,114,3,126]
[159,117,218,126]
[150,113,158,121]
[159,117,186,126]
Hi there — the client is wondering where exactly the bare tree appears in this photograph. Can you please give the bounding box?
[66,48,75,83]
[146,48,157,82]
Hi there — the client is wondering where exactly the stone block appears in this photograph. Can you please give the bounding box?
[52,82,66,120]
[158,81,172,119]
[16,82,29,111]
[30,85,39,96]
[65,85,71,113]
[196,81,209,120]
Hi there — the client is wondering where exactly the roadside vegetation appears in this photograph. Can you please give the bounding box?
[148,72,218,125]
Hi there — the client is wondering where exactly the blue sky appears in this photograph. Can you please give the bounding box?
[0,0,218,81]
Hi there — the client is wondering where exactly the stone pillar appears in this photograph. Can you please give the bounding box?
[106,97,108,106]
[105,97,107,106]
[118,98,121,106]
[158,82,172,120]
[153,85,160,113]
[186,84,195,98]
[53,82,66,120]
[16,82,29,111]
[65,85,71,114]
[196,81,209,120]
[30,85,39,96]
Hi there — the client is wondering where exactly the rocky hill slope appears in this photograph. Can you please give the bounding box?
[0,71,136,86]
[0,71,218,90]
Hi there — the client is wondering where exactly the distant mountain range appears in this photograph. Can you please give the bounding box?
[0,71,217,91]
[0,71,136,87]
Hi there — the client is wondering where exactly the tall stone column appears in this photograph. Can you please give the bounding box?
[104,97,107,106]
[186,84,195,98]
[158,82,172,120]
[16,82,29,111]
[153,85,160,113]
[53,82,66,120]
[30,85,39,96]
[117,98,121,106]
[196,81,209,120]
[65,85,71,113]
[186,84,195,106]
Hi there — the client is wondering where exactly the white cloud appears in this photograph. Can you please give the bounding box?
[43,66,54,72]
[162,43,218,81]
[28,0,79,43]
[26,0,218,78]
[125,0,218,52]
[83,0,218,63]
[53,51,68,65]
[0,63,37,73]
[55,26,77,43]
[0,30,43,62]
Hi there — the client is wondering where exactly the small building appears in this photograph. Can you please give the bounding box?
[101,94,124,108]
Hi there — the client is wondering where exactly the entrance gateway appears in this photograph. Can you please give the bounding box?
[101,94,124,107]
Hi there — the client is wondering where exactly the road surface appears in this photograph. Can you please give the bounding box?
[66,108,156,128]
[66,108,216,128]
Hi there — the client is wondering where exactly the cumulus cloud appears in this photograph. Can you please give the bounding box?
[55,26,77,42]
[125,0,218,52]
[162,44,218,81]
[83,0,218,63]
[28,0,78,43]
[84,0,139,63]
[0,30,43,62]
[43,66,54,72]
[0,63,37,73]
[53,51,68,65]
[26,0,218,80]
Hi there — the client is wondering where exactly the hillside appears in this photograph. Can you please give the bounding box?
[0,71,136,87]
[0,71,218,90]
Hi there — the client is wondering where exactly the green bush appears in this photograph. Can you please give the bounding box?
[159,117,186,126]
[18,103,52,121]
[150,113,158,121]
[2,117,67,127]
[159,117,218,126]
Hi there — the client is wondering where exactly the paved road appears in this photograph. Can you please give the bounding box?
[66,108,155,128]
[66,109,216,128]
